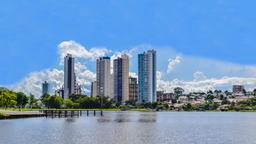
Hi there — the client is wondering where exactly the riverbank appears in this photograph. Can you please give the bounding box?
[0,110,45,119]
[0,112,9,119]
[1,108,256,120]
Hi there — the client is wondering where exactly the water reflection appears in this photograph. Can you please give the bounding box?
[138,113,157,123]
[114,113,132,123]
[1,112,256,144]
[65,118,76,123]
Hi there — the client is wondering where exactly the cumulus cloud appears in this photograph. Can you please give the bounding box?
[10,69,64,97]
[193,71,207,81]
[110,48,138,74]
[157,74,256,94]
[9,40,107,97]
[129,72,138,79]
[167,56,182,73]
[58,40,110,64]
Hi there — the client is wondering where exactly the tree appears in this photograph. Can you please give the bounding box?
[28,94,36,109]
[205,94,214,102]
[48,96,63,109]
[253,89,256,97]
[243,89,247,96]
[69,94,85,102]
[41,94,50,108]
[174,87,184,100]
[16,92,28,108]
[64,99,75,108]
[0,90,16,109]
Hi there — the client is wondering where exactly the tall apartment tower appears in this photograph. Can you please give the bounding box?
[91,81,98,97]
[138,50,157,103]
[113,54,129,104]
[129,77,138,102]
[42,81,49,95]
[96,57,111,97]
[64,54,75,99]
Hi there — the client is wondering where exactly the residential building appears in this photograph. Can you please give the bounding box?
[113,54,129,104]
[232,85,244,96]
[64,54,75,99]
[157,91,173,102]
[91,81,98,97]
[129,77,138,102]
[55,87,64,99]
[96,57,111,97]
[138,50,157,103]
[74,83,82,95]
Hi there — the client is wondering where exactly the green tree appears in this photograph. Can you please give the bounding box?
[174,87,184,97]
[16,92,28,108]
[0,90,16,109]
[48,96,63,109]
[253,89,256,97]
[28,94,36,109]
[64,99,75,108]
[41,93,50,108]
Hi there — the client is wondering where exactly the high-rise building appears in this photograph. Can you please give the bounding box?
[113,54,129,104]
[129,77,138,102]
[55,87,64,99]
[74,83,82,95]
[109,74,114,99]
[138,50,157,103]
[42,81,49,95]
[96,57,111,97]
[91,81,98,97]
[64,54,75,99]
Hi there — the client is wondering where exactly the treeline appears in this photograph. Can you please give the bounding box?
[0,88,37,109]
[0,87,116,109]
[41,94,115,109]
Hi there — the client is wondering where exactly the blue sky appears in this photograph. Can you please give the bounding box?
[1,0,256,96]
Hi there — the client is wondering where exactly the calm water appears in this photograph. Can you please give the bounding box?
[0,112,256,144]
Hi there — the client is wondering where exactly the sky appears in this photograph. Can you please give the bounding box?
[1,0,256,96]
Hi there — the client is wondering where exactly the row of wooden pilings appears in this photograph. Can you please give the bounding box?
[39,110,103,118]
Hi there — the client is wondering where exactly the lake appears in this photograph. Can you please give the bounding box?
[0,112,256,144]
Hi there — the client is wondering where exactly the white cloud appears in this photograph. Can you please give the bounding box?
[10,69,64,97]
[157,75,256,94]
[110,48,138,74]
[129,72,138,79]
[167,56,182,73]
[58,40,110,64]
[9,40,106,97]
[193,71,207,81]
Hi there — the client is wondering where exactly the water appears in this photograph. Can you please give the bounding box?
[0,112,256,144]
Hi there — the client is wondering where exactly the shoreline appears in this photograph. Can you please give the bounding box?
[1,108,256,120]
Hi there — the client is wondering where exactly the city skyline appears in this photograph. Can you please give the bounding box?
[1,1,256,96]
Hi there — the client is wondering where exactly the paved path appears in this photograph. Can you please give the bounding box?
[0,110,45,118]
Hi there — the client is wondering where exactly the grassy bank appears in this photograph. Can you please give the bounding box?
[0,112,9,119]
[0,108,120,111]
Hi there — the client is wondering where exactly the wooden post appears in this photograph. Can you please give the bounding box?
[71,111,74,117]
[87,110,89,116]
[101,110,103,116]
[94,110,96,116]
[51,110,54,118]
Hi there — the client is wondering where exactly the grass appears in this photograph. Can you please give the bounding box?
[0,112,9,119]
[0,108,120,111]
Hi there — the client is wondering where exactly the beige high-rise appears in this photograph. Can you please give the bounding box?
[96,57,111,97]
[113,54,129,104]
